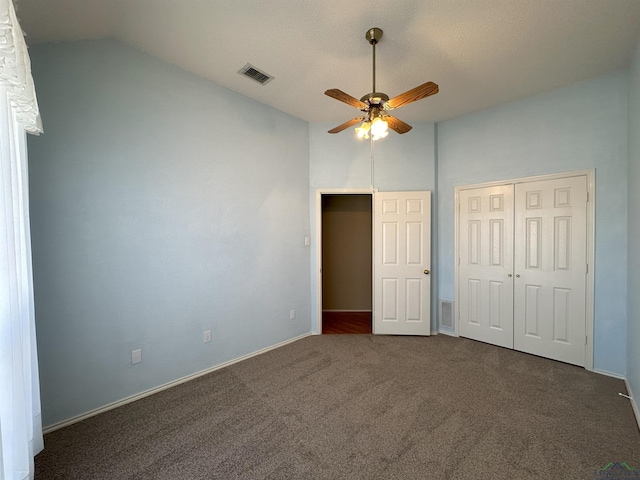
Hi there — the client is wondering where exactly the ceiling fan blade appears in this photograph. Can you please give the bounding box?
[385,115,412,134]
[325,89,368,110]
[328,116,366,134]
[386,82,439,110]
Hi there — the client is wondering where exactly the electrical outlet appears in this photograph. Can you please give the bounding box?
[203,330,212,343]
[290,309,296,320]
[304,236,310,246]
[131,349,142,365]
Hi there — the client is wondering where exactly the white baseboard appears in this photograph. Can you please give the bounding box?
[43,332,314,434]
[626,378,640,433]
[593,368,626,380]
[438,329,458,337]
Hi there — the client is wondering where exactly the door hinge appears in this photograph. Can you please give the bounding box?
[585,335,588,345]
[586,263,588,274]
[586,192,589,202]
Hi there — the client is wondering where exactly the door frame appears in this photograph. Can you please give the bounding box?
[454,169,595,371]
[315,188,376,334]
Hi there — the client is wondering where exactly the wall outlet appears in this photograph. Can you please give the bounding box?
[304,236,310,246]
[290,309,296,320]
[131,349,142,365]
[203,330,212,343]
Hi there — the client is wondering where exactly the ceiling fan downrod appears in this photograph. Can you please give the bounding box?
[366,27,383,96]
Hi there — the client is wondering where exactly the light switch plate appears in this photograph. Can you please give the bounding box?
[132,349,142,364]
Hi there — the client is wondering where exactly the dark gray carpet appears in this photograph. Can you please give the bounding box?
[35,334,639,479]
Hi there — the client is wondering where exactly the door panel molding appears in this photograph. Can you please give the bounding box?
[454,169,595,371]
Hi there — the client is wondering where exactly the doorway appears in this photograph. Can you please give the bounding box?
[321,194,372,334]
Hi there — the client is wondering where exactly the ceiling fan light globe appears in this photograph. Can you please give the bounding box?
[355,121,371,139]
[372,130,388,141]
[370,117,388,137]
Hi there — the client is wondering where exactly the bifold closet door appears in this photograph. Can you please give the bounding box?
[513,176,587,366]
[458,185,514,348]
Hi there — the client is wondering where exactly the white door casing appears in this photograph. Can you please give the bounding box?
[513,176,587,366]
[458,185,515,348]
[374,191,431,335]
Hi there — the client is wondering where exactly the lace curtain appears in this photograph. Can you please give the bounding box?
[0,0,44,479]
[0,0,41,133]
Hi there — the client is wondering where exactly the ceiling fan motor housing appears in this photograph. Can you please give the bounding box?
[360,92,390,110]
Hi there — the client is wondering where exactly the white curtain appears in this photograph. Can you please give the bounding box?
[0,0,44,479]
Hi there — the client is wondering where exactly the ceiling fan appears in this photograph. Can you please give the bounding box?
[325,27,438,140]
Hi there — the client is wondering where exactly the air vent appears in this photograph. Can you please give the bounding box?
[439,300,454,331]
[238,63,274,85]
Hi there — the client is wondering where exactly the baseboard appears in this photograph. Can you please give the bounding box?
[626,378,640,433]
[593,368,626,380]
[43,332,314,434]
[438,329,457,337]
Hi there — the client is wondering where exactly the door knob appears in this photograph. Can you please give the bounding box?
[424,269,430,275]
[507,274,512,277]
[515,274,520,277]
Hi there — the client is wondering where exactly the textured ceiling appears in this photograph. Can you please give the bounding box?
[15,0,640,124]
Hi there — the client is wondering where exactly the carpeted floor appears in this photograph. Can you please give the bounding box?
[35,334,639,479]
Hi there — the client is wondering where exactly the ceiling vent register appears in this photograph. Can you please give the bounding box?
[238,63,274,85]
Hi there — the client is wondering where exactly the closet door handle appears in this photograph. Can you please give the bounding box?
[507,274,512,277]
[515,274,520,277]
[424,269,430,275]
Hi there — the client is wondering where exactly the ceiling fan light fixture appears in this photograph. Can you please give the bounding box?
[372,131,388,141]
[370,116,388,139]
[355,121,370,139]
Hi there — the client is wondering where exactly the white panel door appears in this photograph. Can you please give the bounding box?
[458,185,515,348]
[513,176,587,366]
[374,191,431,335]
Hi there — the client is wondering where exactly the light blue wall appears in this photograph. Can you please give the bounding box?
[28,40,311,427]
[628,39,640,409]
[27,37,636,427]
[437,71,629,376]
[309,123,437,332]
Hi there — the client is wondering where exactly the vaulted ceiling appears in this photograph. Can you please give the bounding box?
[15,0,640,123]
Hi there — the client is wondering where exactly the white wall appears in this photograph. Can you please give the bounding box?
[28,40,311,427]
[627,38,640,416]
[437,71,629,376]
[309,123,437,332]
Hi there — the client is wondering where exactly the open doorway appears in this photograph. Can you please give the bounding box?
[321,194,373,334]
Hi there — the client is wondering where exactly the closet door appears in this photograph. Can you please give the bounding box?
[513,176,587,366]
[458,185,514,348]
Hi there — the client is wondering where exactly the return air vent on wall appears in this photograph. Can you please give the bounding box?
[440,300,454,331]
[238,63,274,85]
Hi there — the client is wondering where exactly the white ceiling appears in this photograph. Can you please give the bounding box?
[15,0,640,124]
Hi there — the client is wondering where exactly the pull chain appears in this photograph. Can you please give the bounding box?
[370,135,375,190]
